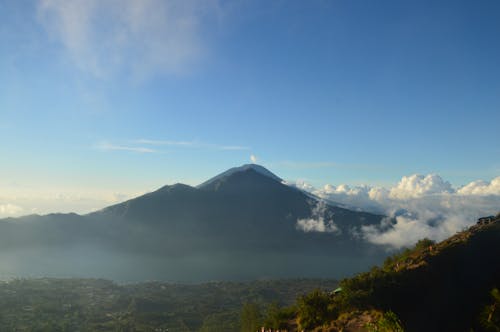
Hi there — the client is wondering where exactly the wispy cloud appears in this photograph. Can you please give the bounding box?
[37,0,222,80]
[96,141,156,153]
[271,161,339,169]
[135,139,250,151]
[270,160,392,171]
[135,139,195,147]
[296,200,341,234]
[94,139,248,154]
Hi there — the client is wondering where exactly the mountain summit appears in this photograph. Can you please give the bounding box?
[0,164,386,281]
[197,163,283,189]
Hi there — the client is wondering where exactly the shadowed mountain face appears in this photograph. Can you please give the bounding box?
[0,165,387,281]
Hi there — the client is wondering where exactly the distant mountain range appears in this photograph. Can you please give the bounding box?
[0,164,388,281]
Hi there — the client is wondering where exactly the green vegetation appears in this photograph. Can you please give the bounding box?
[0,278,337,331]
[366,311,404,332]
[259,221,500,331]
[262,303,295,330]
[480,288,500,331]
[240,303,261,332]
[296,289,336,329]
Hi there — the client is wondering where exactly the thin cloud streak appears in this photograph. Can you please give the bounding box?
[96,142,156,153]
[273,161,339,169]
[135,139,250,151]
[135,139,195,147]
[270,160,391,171]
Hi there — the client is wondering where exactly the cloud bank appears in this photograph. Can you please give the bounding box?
[37,0,220,79]
[292,174,500,249]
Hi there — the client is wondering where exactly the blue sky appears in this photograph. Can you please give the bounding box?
[0,0,499,215]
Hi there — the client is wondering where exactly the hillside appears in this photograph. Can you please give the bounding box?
[260,216,500,331]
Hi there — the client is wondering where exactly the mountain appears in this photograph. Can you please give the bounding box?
[197,163,283,188]
[267,216,500,331]
[0,164,387,281]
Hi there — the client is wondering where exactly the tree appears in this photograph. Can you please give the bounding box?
[240,302,262,332]
[296,289,336,329]
[414,238,435,251]
[263,302,294,330]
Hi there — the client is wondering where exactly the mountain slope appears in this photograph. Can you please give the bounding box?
[0,164,387,281]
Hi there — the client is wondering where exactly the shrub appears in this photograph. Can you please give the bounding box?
[366,311,404,332]
[263,303,294,330]
[296,289,336,329]
[480,288,500,331]
[414,238,435,251]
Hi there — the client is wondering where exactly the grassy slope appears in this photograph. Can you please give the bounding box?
[288,220,500,332]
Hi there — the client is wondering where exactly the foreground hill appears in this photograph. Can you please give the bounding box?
[260,216,500,331]
[0,164,386,281]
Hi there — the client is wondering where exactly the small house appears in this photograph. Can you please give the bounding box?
[477,216,495,225]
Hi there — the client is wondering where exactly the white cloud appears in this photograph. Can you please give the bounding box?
[361,214,469,249]
[37,0,220,79]
[317,184,386,213]
[388,174,453,199]
[288,180,316,192]
[250,155,257,164]
[0,204,23,217]
[296,200,341,234]
[292,174,500,248]
[457,176,500,196]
